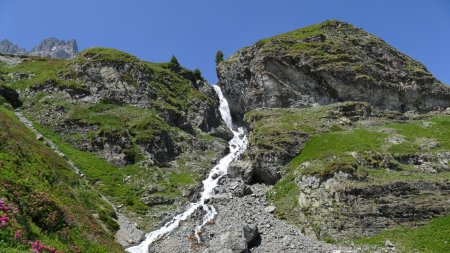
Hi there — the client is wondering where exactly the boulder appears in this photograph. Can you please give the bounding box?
[209,230,248,253]
[243,224,260,247]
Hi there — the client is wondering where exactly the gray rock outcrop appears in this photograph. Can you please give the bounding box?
[218,20,450,122]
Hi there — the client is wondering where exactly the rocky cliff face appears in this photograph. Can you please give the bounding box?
[218,20,450,122]
[0,39,27,55]
[244,102,450,242]
[30,38,78,58]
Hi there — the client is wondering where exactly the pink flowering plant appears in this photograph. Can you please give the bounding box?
[0,197,27,245]
[0,197,64,252]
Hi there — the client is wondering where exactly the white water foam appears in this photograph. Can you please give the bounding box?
[126,85,248,253]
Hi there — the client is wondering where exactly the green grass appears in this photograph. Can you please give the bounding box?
[30,119,149,214]
[75,47,140,65]
[258,107,450,251]
[260,20,334,43]
[387,116,450,153]
[3,57,83,91]
[355,215,450,253]
[266,174,301,223]
[0,106,123,252]
[277,127,385,182]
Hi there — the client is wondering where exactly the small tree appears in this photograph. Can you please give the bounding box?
[170,55,180,66]
[193,68,202,80]
[215,50,224,65]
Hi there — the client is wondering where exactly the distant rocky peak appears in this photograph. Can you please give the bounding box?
[0,39,27,55]
[30,38,78,59]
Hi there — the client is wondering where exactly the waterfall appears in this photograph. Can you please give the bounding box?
[126,85,248,253]
[212,85,233,129]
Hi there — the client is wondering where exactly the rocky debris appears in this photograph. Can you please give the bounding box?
[209,230,248,253]
[387,136,405,144]
[149,177,354,253]
[228,161,253,183]
[36,134,44,141]
[0,39,26,55]
[264,206,276,214]
[115,211,146,248]
[0,54,26,66]
[419,138,440,151]
[218,20,450,120]
[30,38,78,59]
[140,195,175,206]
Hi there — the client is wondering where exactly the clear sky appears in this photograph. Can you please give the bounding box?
[1,0,449,84]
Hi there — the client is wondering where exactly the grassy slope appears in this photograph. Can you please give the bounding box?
[0,106,123,253]
[249,106,450,252]
[1,49,222,231]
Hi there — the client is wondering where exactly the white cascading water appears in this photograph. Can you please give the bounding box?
[126,85,248,253]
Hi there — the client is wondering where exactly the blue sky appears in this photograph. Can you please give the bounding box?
[1,0,449,84]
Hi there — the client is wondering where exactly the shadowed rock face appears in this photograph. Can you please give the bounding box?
[218,20,450,122]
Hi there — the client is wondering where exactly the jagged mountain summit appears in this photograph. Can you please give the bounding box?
[0,38,78,59]
[0,39,27,55]
[218,20,450,121]
[30,37,78,58]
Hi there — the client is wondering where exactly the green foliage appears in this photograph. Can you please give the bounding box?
[193,68,202,79]
[168,55,180,71]
[215,50,224,65]
[0,107,122,252]
[355,215,450,253]
[170,55,180,66]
